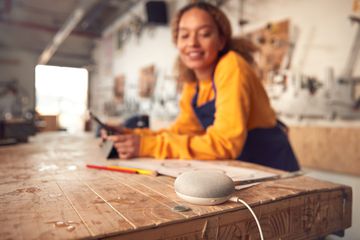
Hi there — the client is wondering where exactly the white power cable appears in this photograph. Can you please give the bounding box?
[230,197,264,240]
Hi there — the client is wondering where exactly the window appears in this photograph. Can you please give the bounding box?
[35,65,88,133]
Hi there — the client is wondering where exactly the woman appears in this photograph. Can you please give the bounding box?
[105,2,300,172]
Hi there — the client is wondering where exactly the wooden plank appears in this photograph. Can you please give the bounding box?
[56,176,135,238]
[0,132,353,239]
[79,170,188,231]
[289,126,360,175]
[0,180,91,239]
[130,173,246,214]
[112,173,228,216]
[105,187,351,240]
[104,171,199,219]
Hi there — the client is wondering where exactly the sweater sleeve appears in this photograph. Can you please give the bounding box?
[139,52,252,160]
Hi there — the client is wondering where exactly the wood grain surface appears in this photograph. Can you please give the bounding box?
[0,132,352,239]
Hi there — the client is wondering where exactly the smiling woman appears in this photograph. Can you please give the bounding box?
[103,2,300,172]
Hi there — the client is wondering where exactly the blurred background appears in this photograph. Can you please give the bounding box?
[0,0,359,238]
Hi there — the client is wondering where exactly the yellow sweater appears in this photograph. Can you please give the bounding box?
[136,51,276,160]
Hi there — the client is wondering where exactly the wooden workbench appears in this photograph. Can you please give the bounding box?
[0,132,352,239]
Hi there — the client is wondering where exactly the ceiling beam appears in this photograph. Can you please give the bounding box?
[0,43,92,61]
[38,0,99,65]
[0,18,100,38]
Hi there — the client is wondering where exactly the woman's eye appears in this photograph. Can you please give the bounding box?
[200,32,211,37]
[179,34,189,39]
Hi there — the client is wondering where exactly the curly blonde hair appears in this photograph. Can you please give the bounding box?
[172,2,257,82]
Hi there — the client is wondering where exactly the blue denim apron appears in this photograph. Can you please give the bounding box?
[191,80,300,172]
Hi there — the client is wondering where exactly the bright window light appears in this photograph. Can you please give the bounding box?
[35,65,88,133]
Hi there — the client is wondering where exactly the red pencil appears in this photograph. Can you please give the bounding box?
[86,164,137,174]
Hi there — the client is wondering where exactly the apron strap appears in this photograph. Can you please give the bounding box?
[277,119,289,134]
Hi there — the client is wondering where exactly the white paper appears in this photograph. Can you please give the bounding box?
[113,159,278,182]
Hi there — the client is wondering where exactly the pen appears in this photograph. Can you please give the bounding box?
[86,164,137,174]
[86,164,157,176]
[109,165,157,176]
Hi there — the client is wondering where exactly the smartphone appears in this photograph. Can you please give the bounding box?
[89,111,117,134]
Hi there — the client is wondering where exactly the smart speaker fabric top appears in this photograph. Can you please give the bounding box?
[174,170,235,199]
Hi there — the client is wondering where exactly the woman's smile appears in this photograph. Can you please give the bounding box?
[186,49,205,60]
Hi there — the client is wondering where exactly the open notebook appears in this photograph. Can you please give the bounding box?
[113,159,278,183]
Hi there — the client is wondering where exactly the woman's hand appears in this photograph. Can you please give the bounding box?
[100,124,124,141]
[108,134,140,159]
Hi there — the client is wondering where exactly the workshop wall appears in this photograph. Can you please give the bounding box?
[87,0,360,175]
[90,0,359,123]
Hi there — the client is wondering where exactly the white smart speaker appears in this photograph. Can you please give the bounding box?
[174,170,235,205]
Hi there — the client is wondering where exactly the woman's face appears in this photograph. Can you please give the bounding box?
[177,8,224,75]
